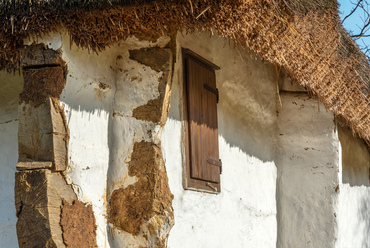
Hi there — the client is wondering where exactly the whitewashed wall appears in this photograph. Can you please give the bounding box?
[28,32,117,247]
[28,31,279,248]
[276,93,340,248]
[60,36,114,247]
[40,30,280,248]
[53,30,279,247]
[13,30,369,248]
[31,32,172,247]
[162,32,278,248]
[0,72,23,248]
[1,31,279,248]
[337,126,370,248]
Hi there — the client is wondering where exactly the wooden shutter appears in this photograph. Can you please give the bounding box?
[185,56,220,184]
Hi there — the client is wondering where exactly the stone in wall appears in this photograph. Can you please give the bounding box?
[108,141,174,247]
[130,48,173,125]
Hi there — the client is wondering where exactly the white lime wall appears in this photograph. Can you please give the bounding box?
[38,30,279,248]
[28,31,172,247]
[0,72,23,248]
[337,126,370,248]
[276,93,340,248]
[12,29,369,248]
[162,32,278,248]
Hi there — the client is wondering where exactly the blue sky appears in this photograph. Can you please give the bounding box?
[338,0,370,51]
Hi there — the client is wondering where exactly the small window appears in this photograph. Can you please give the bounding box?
[182,49,221,193]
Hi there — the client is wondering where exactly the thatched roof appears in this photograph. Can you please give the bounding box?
[1,0,370,145]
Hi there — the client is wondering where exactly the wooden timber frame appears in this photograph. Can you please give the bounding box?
[14,43,98,248]
[182,48,222,194]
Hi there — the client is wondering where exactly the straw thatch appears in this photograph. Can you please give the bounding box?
[1,0,370,145]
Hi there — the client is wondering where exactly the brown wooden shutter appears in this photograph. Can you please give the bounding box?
[185,56,220,184]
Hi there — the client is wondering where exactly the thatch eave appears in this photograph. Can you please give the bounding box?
[1,0,370,147]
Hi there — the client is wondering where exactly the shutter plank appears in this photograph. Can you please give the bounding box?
[201,68,220,183]
[186,57,220,183]
[187,58,202,179]
[200,65,208,181]
[208,70,220,183]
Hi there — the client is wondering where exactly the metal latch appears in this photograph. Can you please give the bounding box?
[206,158,222,174]
[206,182,217,191]
[203,84,219,103]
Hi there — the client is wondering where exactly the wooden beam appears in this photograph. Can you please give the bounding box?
[16,161,53,171]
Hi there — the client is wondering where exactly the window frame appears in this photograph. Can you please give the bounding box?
[181,48,221,194]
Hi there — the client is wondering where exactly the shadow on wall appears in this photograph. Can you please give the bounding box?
[0,70,23,122]
[359,195,370,248]
[61,30,281,246]
[217,99,277,163]
[338,125,370,187]
[170,46,279,164]
[61,73,114,124]
[56,39,118,247]
[60,38,175,247]
[0,71,23,248]
[178,30,279,163]
[215,48,279,163]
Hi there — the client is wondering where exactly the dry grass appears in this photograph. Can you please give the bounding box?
[1,0,369,144]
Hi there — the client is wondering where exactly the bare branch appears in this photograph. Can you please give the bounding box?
[343,0,370,59]
[342,0,363,24]
[354,1,370,36]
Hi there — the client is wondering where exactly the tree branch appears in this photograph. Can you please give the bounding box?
[342,0,364,23]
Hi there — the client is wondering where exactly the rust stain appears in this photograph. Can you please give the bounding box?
[108,141,174,237]
[60,200,98,248]
[94,82,111,101]
[335,184,340,193]
[98,82,110,90]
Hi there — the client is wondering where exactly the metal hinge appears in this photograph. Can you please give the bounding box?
[206,182,218,191]
[204,84,219,103]
[206,158,222,174]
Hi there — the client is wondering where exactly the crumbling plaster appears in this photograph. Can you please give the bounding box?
[0,27,365,248]
[25,31,174,247]
[21,30,280,247]
[162,32,278,248]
